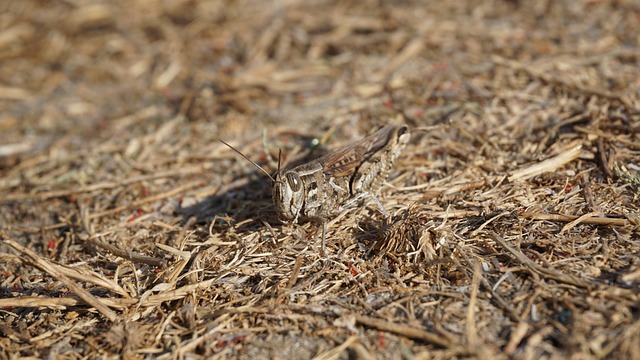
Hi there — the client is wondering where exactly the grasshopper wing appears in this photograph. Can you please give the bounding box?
[317,125,402,178]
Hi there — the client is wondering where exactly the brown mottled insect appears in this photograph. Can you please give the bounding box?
[222,124,410,242]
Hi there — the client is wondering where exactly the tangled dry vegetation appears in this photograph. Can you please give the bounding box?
[1,0,639,359]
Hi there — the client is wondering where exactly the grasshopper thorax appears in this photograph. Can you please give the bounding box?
[272,169,305,222]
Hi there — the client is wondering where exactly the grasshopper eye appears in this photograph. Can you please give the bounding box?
[286,173,302,191]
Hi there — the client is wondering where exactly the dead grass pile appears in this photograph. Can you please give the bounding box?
[1,0,639,358]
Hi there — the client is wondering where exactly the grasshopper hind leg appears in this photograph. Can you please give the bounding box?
[342,191,390,218]
[367,192,390,218]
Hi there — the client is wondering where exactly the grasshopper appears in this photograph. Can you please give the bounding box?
[221,124,410,245]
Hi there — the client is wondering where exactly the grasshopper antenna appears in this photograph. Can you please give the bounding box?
[277,148,282,174]
[220,140,276,183]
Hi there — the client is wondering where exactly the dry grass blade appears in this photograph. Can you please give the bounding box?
[466,263,481,348]
[156,314,235,360]
[353,315,452,347]
[489,232,593,289]
[0,296,95,309]
[88,180,205,220]
[85,236,166,267]
[311,336,360,360]
[2,166,211,201]
[509,144,584,181]
[521,212,631,227]
[0,296,137,310]
[137,279,217,307]
[2,236,118,321]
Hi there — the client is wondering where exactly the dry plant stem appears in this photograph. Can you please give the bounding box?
[2,236,118,321]
[2,165,211,202]
[561,211,603,233]
[224,305,453,347]
[489,232,592,289]
[521,212,630,227]
[2,179,207,234]
[6,293,142,312]
[2,252,129,297]
[87,236,166,267]
[311,335,360,360]
[596,137,614,179]
[457,249,521,322]
[0,279,220,311]
[481,277,521,323]
[442,179,488,196]
[505,322,531,355]
[465,263,481,348]
[0,296,110,309]
[88,179,205,220]
[156,314,235,360]
[287,255,304,289]
[137,278,216,307]
[2,222,70,234]
[79,205,166,267]
[353,315,452,347]
[508,144,583,181]
[575,126,640,149]
[581,178,598,212]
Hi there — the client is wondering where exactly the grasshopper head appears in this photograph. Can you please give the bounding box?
[272,170,305,222]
